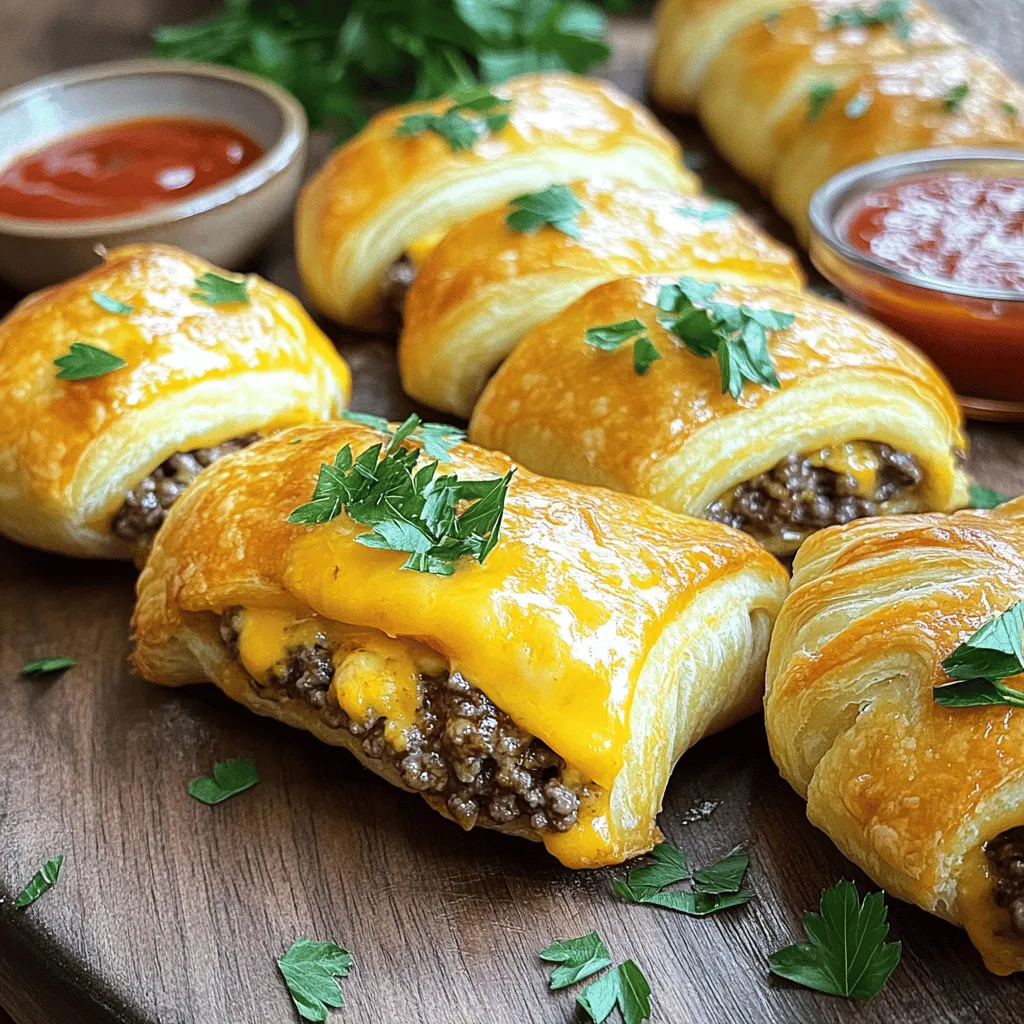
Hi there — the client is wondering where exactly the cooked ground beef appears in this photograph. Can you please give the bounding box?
[380,254,416,317]
[705,443,922,544]
[986,827,1024,937]
[113,434,260,543]
[220,611,581,834]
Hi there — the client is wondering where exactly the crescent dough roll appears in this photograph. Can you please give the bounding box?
[765,498,1024,975]
[0,244,351,560]
[469,275,969,557]
[399,182,804,418]
[295,73,694,330]
[132,420,788,868]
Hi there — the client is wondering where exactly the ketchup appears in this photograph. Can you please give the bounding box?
[0,117,262,221]
[846,174,1024,293]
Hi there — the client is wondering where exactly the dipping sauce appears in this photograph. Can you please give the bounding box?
[846,174,1024,292]
[0,117,262,220]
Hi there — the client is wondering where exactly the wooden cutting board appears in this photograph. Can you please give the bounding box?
[2,3,1023,1022]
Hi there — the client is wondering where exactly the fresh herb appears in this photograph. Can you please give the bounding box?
[584,319,661,375]
[624,842,690,891]
[539,931,612,990]
[943,83,970,111]
[505,184,583,239]
[807,82,837,121]
[934,602,1024,708]
[191,271,249,306]
[769,880,902,999]
[692,848,750,894]
[969,482,1011,509]
[14,855,64,909]
[21,656,76,676]
[395,87,510,150]
[675,199,739,221]
[655,277,794,398]
[827,1,912,43]
[340,411,465,462]
[54,343,128,381]
[91,291,133,315]
[1002,101,1019,118]
[188,758,260,804]
[845,92,874,118]
[577,961,652,1024]
[278,937,353,1022]
[154,1,623,142]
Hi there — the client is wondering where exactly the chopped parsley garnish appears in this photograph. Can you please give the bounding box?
[191,271,249,305]
[91,291,133,315]
[340,411,465,462]
[54,342,128,380]
[505,184,583,239]
[769,880,902,999]
[845,92,874,118]
[934,601,1024,708]
[827,1,912,43]
[807,82,837,121]
[942,83,970,111]
[278,937,353,1021]
[1002,101,1019,118]
[14,855,64,909]
[655,277,794,398]
[539,931,612,990]
[188,758,260,804]
[584,319,661,375]
[395,88,510,151]
[969,482,1011,509]
[21,656,76,676]
[675,199,739,221]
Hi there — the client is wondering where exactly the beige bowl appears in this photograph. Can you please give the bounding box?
[0,59,307,292]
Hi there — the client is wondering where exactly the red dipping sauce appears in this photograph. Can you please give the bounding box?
[0,117,263,221]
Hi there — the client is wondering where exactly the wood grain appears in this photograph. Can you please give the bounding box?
[1,3,1023,1024]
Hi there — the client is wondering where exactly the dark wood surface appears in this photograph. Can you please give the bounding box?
[2,3,1024,1024]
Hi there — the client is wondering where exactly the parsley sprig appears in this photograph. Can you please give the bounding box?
[769,880,902,999]
[191,271,249,306]
[969,482,1011,509]
[655,277,794,398]
[827,1,912,43]
[54,343,128,380]
[278,937,353,1021]
[395,87,510,151]
[539,931,612,990]
[505,184,584,238]
[15,855,64,909]
[674,199,739,222]
[585,319,661,375]
[942,82,970,111]
[807,82,837,121]
[91,291,133,315]
[188,758,260,804]
[21,656,76,676]
[340,411,465,462]
[934,601,1024,708]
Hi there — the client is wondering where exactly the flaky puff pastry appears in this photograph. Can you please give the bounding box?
[295,73,694,330]
[132,420,788,868]
[765,498,1024,975]
[0,244,351,560]
[399,182,804,418]
[469,276,969,554]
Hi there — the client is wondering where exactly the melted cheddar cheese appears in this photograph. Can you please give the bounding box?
[405,228,450,268]
[810,441,882,500]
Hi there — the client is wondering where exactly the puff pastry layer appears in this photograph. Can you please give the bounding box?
[295,73,695,329]
[132,421,788,867]
[650,0,1024,239]
[469,275,969,555]
[766,497,1024,975]
[399,182,804,417]
[0,244,351,559]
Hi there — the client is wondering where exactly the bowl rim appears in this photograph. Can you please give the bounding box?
[808,146,1024,304]
[0,58,308,238]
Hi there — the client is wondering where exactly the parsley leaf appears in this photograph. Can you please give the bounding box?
[675,199,739,221]
[934,602,1024,707]
[539,931,612,990]
[1002,101,1019,118]
[769,880,902,999]
[692,847,750,894]
[91,291,133,315]
[278,937,353,1022]
[655,277,793,398]
[53,342,127,381]
[191,271,249,305]
[584,319,661,374]
[626,842,691,890]
[577,960,652,1024]
[188,758,260,804]
[827,0,912,42]
[807,82,837,121]
[969,482,1011,509]
[340,411,465,463]
[943,82,970,111]
[15,855,64,909]
[21,656,76,676]
[934,677,1024,708]
[395,90,510,151]
[505,184,583,239]
[845,92,874,118]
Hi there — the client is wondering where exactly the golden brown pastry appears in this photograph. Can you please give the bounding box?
[765,497,1024,975]
[651,0,1024,239]
[132,420,789,868]
[469,274,969,557]
[295,73,696,330]
[0,244,351,560]
[399,182,804,417]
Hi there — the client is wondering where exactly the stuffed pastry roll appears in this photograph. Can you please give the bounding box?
[0,244,351,560]
[132,420,788,868]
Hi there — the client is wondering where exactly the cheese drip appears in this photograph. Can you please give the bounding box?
[809,441,882,499]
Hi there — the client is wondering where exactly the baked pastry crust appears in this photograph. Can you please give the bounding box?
[468,275,969,547]
[0,244,351,559]
[399,182,804,417]
[295,73,695,330]
[765,498,1024,975]
[132,420,789,868]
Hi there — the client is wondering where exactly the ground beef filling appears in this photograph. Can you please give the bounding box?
[112,434,260,543]
[705,443,922,544]
[220,611,581,834]
[986,827,1024,937]
[380,254,416,317]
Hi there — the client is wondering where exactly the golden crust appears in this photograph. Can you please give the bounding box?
[766,502,1024,974]
[295,73,692,330]
[469,275,968,529]
[0,244,351,559]
[132,421,789,867]
[399,182,804,417]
